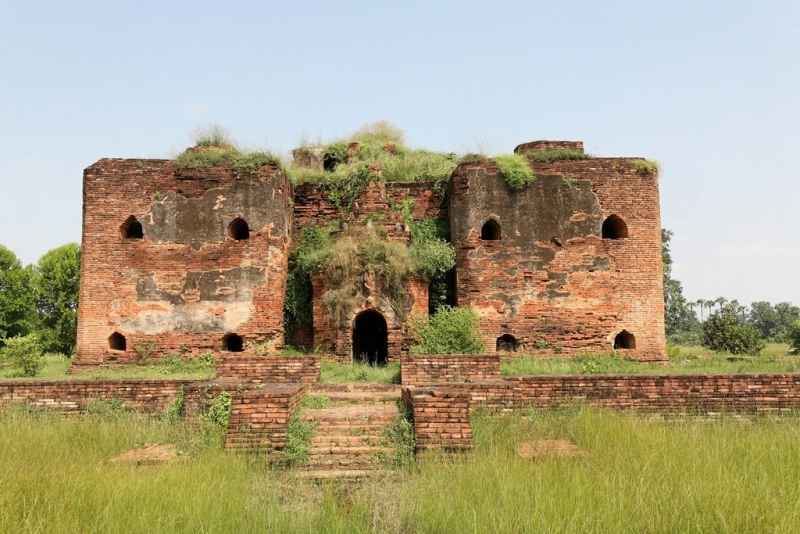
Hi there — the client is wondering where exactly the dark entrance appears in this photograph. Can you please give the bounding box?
[352,310,388,365]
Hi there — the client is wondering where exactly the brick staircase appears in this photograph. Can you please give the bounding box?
[297,383,405,479]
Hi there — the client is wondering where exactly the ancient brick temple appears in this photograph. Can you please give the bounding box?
[72,139,667,368]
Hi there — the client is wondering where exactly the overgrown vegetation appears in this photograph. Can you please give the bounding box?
[4,406,800,531]
[493,153,535,190]
[283,395,329,465]
[320,360,401,383]
[524,149,590,162]
[191,123,235,147]
[284,219,455,330]
[409,305,485,354]
[629,158,660,175]
[376,409,416,468]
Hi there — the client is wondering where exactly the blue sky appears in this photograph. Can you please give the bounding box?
[1,1,798,306]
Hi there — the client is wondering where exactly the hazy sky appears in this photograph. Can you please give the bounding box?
[1,1,798,307]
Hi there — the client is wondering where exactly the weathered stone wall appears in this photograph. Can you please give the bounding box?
[0,379,190,414]
[401,354,501,386]
[226,383,306,453]
[402,386,473,450]
[74,159,291,367]
[215,354,321,383]
[448,154,665,361]
[435,373,800,413]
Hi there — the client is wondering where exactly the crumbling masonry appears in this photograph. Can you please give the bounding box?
[72,139,667,368]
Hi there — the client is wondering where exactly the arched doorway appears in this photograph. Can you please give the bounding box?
[352,310,388,365]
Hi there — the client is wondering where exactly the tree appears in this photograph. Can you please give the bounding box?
[788,320,800,353]
[749,301,780,340]
[0,245,37,343]
[0,333,44,377]
[34,243,81,355]
[661,230,698,336]
[702,301,766,355]
[774,302,800,342]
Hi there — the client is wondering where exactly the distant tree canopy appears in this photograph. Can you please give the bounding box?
[0,243,81,356]
[662,230,698,337]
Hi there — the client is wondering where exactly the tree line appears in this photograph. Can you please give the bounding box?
[663,230,800,354]
[0,244,80,370]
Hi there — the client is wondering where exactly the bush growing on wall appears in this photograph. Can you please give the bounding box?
[409,306,485,354]
[702,302,766,355]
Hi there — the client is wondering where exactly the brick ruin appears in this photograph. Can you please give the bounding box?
[72,139,667,368]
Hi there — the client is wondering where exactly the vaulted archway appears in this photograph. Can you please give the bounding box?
[352,309,388,365]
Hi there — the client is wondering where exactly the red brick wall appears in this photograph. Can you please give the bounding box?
[215,355,321,384]
[401,354,501,386]
[226,383,306,452]
[402,386,473,450]
[73,158,291,367]
[449,156,665,362]
[0,379,191,414]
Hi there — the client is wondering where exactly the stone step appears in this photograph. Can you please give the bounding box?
[309,391,401,404]
[311,424,389,436]
[311,435,382,447]
[301,457,382,470]
[302,406,399,425]
[311,383,401,394]
[309,446,393,457]
[294,469,377,480]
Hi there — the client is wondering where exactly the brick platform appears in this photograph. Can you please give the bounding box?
[401,354,501,386]
[402,386,473,450]
[226,383,306,453]
[215,354,321,383]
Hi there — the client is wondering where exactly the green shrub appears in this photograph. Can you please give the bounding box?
[377,412,416,468]
[409,306,485,354]
[0,334,44,377]
[173,147,240,170]
[702,304,766,355]
[493,154,535,190]
[409,218,455,280]
[207,392,232,430]
[231,151,282,179]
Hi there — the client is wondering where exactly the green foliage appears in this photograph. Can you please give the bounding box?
[191,123,234,147]
[325,164,377,215]
[661,229,699,338]
[788,320,800,353]
[0,245,37,341]
[133,340,158,365]
[409,218,456,280]
[0,334,44,377]
[284,403,318,464]
[629,159,660,175]
[231,150,282,179]
[303,225,417,323]
[207,392,232,431]
[164,385,184,423]
[493,154,535,190]
[284,223,339,335]
[320,360,401,383]
[524,149,590,162]
[34,243,80,355]
[376,411,416,468]
[458,153,488,164]
[749,301,800,341]
[157,352,215,374]
[702,302,766,355]
[173,147,241,169]
[82,397,130,419]
[409,305,485,354]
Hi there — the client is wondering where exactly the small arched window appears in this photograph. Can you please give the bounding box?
[121,216,144,239]
[496,334,518,352]
[228,218,250,240]
[223,333,244,352]
[109,332,127,351]
[602,215,628,239]
[481,219,501,241]
[614,330,636,350]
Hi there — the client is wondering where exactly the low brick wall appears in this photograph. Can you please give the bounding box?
[226,383,306,453]
[401,354,500,386]
[444,373,800,413]
[215,355,321,383]
[402,386,473,450]
[0,379,192,414]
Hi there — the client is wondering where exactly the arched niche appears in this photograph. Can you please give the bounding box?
[352,309,388,365]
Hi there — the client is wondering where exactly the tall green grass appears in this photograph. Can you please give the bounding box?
[3,406,800,532]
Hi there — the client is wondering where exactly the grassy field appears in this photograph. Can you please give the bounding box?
[501,343,798,376]
[3,405,800,532]
[1,344,797,383]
